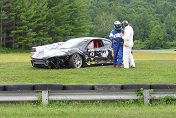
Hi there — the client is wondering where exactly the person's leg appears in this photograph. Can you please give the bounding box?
[129,49,135,68]
[117,45,123,68]
[123,46,130,69]
[113,45,118,66]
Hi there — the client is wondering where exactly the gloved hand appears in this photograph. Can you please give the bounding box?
[112,50,114,57]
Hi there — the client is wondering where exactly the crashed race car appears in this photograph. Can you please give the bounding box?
[31,37,113,69]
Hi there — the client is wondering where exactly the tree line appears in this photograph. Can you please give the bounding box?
[0,0,176,49]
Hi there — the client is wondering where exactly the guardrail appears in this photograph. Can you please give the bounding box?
[0,84,176,106]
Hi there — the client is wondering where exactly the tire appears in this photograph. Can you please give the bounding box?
[69,53,82,68]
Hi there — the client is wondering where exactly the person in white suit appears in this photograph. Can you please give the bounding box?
[120,20,135,69]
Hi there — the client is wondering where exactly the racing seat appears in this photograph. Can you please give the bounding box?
[94,40,99,48]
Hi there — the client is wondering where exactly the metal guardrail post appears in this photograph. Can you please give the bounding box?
[143,90,150,104]
[42,91,48,106]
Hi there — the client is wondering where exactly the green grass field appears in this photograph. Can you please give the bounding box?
[0,50,176,118]
[0,51,176,84]
[0,102,176,118]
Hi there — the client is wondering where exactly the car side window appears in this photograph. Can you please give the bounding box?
[103,40,112,47]
[87,41,94,49]
[87,40,104,49]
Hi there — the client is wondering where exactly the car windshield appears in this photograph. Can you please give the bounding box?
[58,38,87,49]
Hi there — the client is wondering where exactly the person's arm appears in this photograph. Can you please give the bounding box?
[121,27,131,47]
[122,27,130,41]
[109,31,114,41]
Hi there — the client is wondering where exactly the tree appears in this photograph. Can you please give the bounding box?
[88,0,176,49]
[149,25,165,49]
[0,0,14,48]
[132,13,151,42]
[10,0,52,49]
[93,12,116,38]
[0,3,6,48]
[30,0,53,47]
[1,0,176,49]
[47,0,92,42]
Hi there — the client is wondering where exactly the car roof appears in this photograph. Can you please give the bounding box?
[70,37,109,41]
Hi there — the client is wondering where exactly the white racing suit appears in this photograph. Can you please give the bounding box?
[122,25,135,69]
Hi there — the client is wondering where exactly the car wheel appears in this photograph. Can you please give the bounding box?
[69,53,82,68]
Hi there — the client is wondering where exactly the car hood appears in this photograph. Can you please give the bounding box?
[32,42,64,52]
[31,48,73,59]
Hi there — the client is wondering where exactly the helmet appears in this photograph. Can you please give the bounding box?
[114,21,122,31]
[122,20,128,27]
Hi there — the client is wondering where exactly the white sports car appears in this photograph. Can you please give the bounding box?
[31,37,113,69]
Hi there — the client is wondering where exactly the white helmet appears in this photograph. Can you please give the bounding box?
[114,21,122,31]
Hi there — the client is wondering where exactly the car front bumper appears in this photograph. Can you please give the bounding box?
[31,59,49,67]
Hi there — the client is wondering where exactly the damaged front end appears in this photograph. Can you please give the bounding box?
[31,47,74,69]
[31,56,70,69]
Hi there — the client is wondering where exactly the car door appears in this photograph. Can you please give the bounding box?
[86,39,113,65]
[101,39,113,63]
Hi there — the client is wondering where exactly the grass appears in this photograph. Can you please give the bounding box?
[0,48,30,53]
[0,102,176,118]
[0,51,176,84]
[0,50,176,118]
[0,60,176,84]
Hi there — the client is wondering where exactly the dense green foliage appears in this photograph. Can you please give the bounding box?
[88,0,176,49]
[0,0,176,49]
[0,0,91,49]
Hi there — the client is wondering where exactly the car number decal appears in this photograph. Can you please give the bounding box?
[90,51,94,57]
[101,50,109,57]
